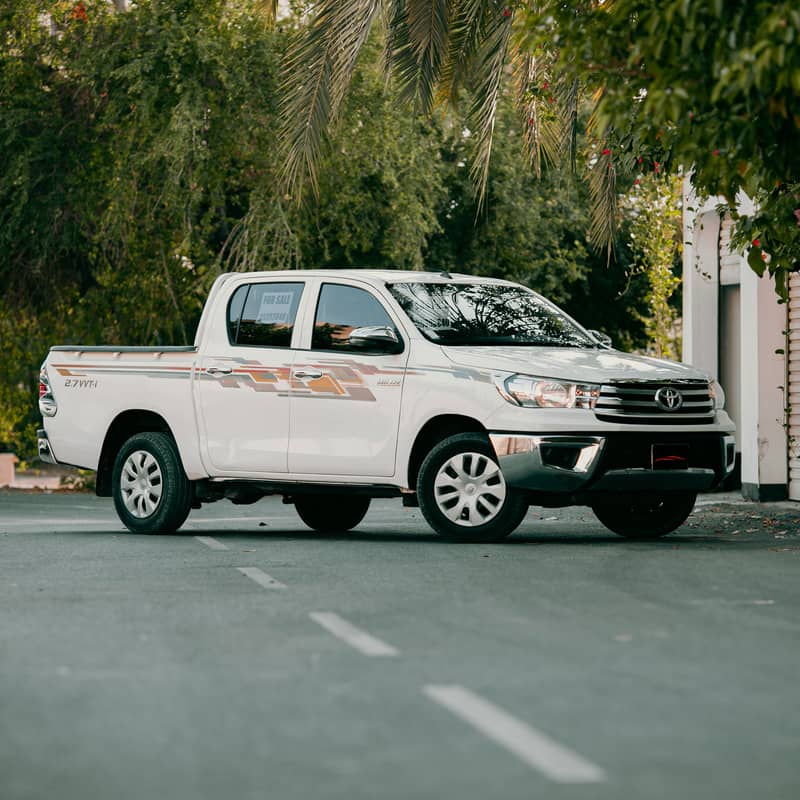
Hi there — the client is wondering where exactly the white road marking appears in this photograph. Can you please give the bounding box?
[309,612,399,657]
[236,566,287,590]
[423,685,606,783]
[195,535,228,550]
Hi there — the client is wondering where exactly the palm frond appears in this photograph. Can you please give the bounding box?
[385,0,452,113]
[558,78,580,171]
[514,53,553,178]
[245,0,279,26]
[512,36,581,178]
[588,145,618,262]
[279,0,382,199]
[438,0,486,105]
[468,6,513,211]
[587,91,619,259]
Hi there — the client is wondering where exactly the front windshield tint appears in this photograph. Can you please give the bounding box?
[387,282,595,347]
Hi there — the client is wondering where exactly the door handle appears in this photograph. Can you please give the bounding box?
[206,366,233,376]
[293,369,323,380]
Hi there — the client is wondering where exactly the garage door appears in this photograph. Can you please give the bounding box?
[789,271,800,501]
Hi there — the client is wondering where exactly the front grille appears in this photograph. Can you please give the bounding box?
[594,380,714,425]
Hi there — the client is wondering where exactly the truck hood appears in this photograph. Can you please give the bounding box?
[442,346,709,384]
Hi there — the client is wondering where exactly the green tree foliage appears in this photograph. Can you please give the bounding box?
[278,0,575,211]
[625,175,682,361]
[1,0,288,454]
[0,1,647,458]
[293,33,446,270]
[425,99,647,348]
[521,0,800,297]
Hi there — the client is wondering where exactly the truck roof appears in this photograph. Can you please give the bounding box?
[216,269,508,285]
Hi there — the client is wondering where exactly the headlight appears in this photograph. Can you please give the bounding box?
[494,374,600,409]
[709,379,725,410]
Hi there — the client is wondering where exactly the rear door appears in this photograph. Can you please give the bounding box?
[196,279,304,475]
[288,280,409,477]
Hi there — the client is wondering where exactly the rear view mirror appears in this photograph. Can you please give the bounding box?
[588,329,613,348]
[347,326,403,354]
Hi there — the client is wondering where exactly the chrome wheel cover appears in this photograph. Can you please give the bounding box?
[120,450,163,519]
[433,451,507,527]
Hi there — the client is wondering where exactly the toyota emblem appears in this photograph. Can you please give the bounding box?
[655,386,683,411]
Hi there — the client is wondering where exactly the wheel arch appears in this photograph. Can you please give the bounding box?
[406,414,487,489]
[96,410,176,497]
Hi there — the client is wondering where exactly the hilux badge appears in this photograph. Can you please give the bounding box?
[655,386,683,411]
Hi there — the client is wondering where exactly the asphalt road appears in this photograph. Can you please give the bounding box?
[1,492,799,800]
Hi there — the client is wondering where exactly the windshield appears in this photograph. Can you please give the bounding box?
[387,282,596,348]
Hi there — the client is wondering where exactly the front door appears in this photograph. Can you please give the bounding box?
[288,281,408,477]
[197,280,304,475]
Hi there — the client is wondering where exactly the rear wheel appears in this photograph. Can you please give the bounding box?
[417,433,528,542]
[294,495,370,532]
[591,492,697,538]
[112,432,193,534]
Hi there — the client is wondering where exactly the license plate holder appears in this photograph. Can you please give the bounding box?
[651,443,690,470]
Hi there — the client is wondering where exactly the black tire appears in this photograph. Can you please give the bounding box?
[112,432,193,534]
[591,491,697,539]
[417,432,528,542]
[294,495,370,532]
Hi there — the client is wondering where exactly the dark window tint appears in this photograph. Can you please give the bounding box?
[312,284,397,352]
[230,283,303,348]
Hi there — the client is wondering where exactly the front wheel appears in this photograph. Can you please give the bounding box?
[417,433,529,542]
[591,492,697,539]
[294,495,370,532]
[112,432,193,534]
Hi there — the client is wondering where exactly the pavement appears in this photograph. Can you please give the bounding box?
[1,491,798,800]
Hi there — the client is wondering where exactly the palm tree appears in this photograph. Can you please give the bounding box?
[278,1,588,231]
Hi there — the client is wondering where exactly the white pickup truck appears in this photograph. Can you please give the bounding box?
[38,269,735,541]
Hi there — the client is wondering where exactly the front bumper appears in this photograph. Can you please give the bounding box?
[490,432,736,495]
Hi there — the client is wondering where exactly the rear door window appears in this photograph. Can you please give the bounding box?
[227,283,304,348]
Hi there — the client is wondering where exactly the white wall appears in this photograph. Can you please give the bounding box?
[682,185,789,500]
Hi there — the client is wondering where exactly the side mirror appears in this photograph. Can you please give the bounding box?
[347,325,403,354]
[588,329,613,348]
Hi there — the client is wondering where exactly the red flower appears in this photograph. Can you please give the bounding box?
[72,1,87,22]
[637,156,643,164]
[713,149,720,156]
[634,179,640,185]
[502,7,511,17]
[752,238,760,247]
[602,148,611,156]
[542,81,549,90]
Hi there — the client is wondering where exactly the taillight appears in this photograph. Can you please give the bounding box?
[39,363,58,417]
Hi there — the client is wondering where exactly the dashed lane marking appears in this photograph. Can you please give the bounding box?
[423,685,606,783]
[236,566,287,590]
[309,612,399,657]
[195,536,228,550]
